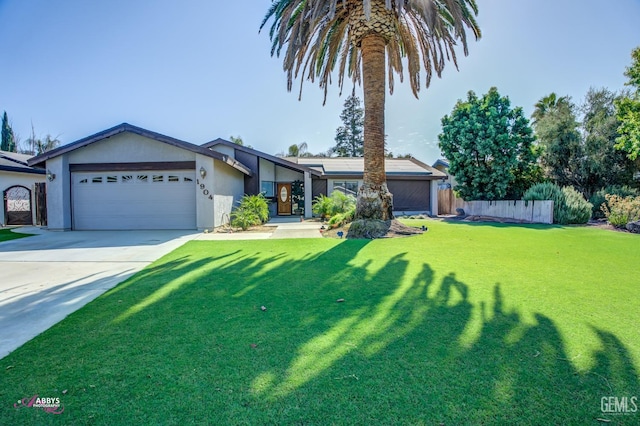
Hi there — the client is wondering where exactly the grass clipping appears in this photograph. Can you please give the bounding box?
[347,219,424,239]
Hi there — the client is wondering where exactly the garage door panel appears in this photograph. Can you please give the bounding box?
[72,171,196,230]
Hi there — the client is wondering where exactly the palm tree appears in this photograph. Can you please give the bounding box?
[531,93,571,127]
[261,0,480,220]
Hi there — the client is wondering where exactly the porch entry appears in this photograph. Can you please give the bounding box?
[277,183,292,215]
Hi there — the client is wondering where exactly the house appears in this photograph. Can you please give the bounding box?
[287,157,445,215]
[1,150,46,226]
[28,123,444,231]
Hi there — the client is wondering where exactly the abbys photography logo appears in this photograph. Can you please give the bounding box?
[14,394,64,414]
[601,396,638,416]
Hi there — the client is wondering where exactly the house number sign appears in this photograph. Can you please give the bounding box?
[196,179,213,200]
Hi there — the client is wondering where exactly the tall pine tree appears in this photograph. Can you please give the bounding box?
[1,111,16,152]
[333,94,364,157]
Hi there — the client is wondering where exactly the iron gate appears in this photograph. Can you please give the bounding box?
[3,185,33,225]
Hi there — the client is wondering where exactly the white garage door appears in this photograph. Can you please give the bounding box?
[72,171,196,230]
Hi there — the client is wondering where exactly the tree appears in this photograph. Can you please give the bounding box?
[287,142,309,157]
[533,89,635,196]
[615,46,640,160]
[19,123,61,155]
[532,93,584,189]
[333,93,364,156]
[581,87,635,196]
[229,135,244,146]
[261,0,480,221]
[1,111,17,152]
[438,87,538,200]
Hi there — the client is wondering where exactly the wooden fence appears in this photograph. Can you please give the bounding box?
[453,199,554,224]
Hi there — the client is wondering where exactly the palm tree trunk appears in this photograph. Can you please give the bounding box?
[356,34,393,220]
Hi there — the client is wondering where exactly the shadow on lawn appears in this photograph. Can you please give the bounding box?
[2,239,638,424]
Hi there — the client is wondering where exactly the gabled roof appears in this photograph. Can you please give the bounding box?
[202,138,322,177]
[432,159,450,169]
[0,150,45,175]
[27,123,252,176]
[286,157,447,178]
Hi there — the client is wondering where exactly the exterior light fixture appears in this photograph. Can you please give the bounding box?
[46,169,56,182]
[199,167,207,179]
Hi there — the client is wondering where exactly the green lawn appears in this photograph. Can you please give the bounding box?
[0,228,32,242]
[2,220,639,424]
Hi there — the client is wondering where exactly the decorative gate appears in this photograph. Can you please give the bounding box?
[3,185,33,225]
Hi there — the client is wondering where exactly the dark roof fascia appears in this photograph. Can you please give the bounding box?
[202,139,322,177]
[27,123,252,176]
[0,164,46,175]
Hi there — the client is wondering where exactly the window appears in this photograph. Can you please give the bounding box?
[92,176,103,183]
[122,175,133,183]
[261,181,275,197]
[152,175,164,183]
[137,175,148,182]
[79,179,88,184]
[183,177,193,182]
[333,181,358,196]
[168,175,179,182]
[107,175,118,183]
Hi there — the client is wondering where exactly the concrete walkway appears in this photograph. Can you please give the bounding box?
[194,217,323,241]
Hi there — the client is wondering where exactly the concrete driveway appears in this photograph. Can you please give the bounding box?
[0,229,199,359]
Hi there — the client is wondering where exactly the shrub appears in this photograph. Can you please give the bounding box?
[312,194,333,217]
[313,191,357,218]
[329,191,356,216]
[589,185,639,219]
[601,194,640,228]
[524,182,565,224]
[524,183,592,224]
[230,194,269,230]
[558,186,592,225]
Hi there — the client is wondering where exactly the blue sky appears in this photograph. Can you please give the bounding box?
[1,0,639,162]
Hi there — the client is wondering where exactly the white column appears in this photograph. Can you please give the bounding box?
[430,180,439,216]
[304,171,312,218]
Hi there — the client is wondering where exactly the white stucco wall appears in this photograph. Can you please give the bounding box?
[259,158,276,182]
[211,144,236,159]
[213,159,245,228]
[46,156,71,230]
[195,155,216,230]
[68,133,195,163]
[275,165,303,183]
[0,171,46,225]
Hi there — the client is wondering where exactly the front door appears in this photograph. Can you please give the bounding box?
[277,183,292,215]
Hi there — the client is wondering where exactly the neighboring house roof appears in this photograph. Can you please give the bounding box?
[432,159,450,169]
[202,138,322,177]
[286,157,447,179]
[27,123,252,176]
[0,150,45,175]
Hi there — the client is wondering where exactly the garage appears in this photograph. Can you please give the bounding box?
[72,170,196,230]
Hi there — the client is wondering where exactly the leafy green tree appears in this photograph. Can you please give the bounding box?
[333,93,364,157]
[1,111,17,152]
[615,46,640,160]
[581,87,635,196]
[438,87,538,200]
[533,89,635,196]
[261,0,480,221]
[532,94,583,189]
